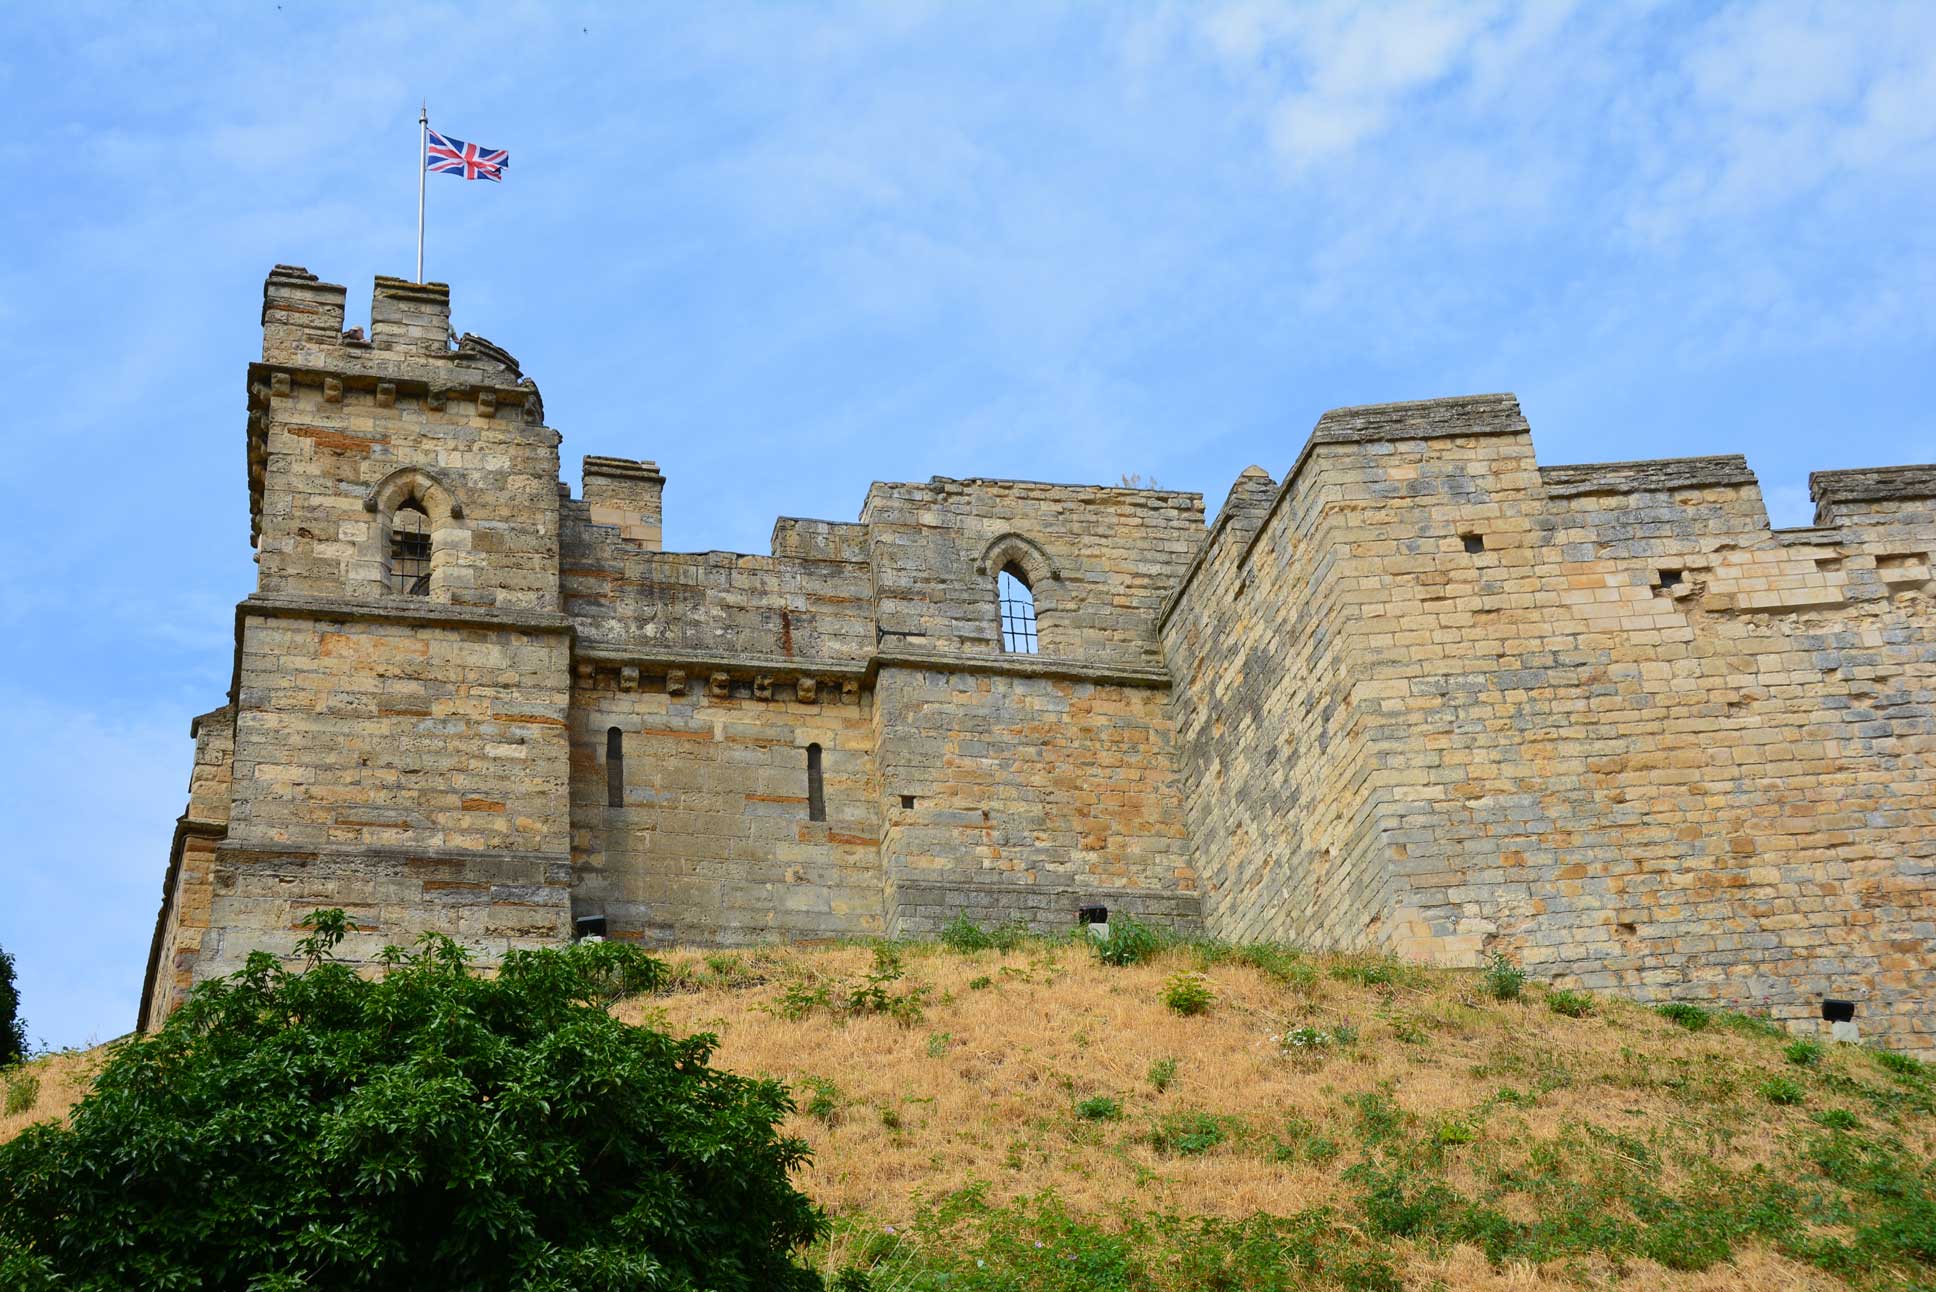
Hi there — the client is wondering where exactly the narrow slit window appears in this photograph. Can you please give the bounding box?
[388,501,432,595]
[606,727,624,808]
[998,565,1038,654]
[807,743,826,822]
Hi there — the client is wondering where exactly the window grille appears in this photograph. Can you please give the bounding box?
[998,566,1038,654]
[388,503,432,595]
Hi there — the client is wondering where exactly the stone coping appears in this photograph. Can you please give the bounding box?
[1810,464,1936,505]
[238,594,574,636]
[1539,455,1757,496]
[573,643,1172,690]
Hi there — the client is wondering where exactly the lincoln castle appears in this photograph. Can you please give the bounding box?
[141,267,1936,1052]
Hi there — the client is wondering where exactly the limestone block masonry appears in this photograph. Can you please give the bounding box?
[139,268,1936,1056]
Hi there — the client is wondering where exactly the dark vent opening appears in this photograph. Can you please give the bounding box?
[807,743,826,822]
[900,794,917,810]
[1658,569,1684,589]
[605,727,624,808]
[1461,533,1485,554]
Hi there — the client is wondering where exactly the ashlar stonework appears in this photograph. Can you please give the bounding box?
[140,267,1936,1054]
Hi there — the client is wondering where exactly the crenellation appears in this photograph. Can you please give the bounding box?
[139,267,1936,1055]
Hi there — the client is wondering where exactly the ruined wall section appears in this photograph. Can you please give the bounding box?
[568,666,882,945]
[562,502,874,666]
[861,477,1203,667]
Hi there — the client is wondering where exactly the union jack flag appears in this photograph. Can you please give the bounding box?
[425,128,508,182]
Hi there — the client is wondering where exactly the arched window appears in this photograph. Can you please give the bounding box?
[806,743,826,822]
[606,727,624,808]
[998,565,1038,654]
[387,501,432,595]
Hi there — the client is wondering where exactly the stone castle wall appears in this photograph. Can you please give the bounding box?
[139,267,1936,1054]
[1163,394,1936,1050]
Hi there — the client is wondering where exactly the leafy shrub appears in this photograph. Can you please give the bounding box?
[1146,1057,1178,1092]
[1786,1038,1825,1067]
[1091,916,1166,967]
[0,909,823,1291]
[1149,1110,1230,1156]
[1548,989,1594,1018]
[1434,1117,1478,1146]
[1074,1095,1123,1122]
[3,1071,38,1116]
[966,975,993,991]
[780,947,930,1026]
[1761,1076,1806,1106]
[0,945,24,1069]
[1657,1002,1711,1032]
[1162,972,1214,1016]
[1482,952,1526,1002]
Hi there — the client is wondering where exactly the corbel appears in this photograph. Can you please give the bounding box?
[322,377,343,404]
[796,677,817,703]
[709,672,731,698]
[667,669,686,695]
[475,390,497,417]
[375,381,396,408]
[619,665,640,692]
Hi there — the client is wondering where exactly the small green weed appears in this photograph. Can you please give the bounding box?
[1761,1076,1806,1106]
[1875,1049,1926,1077]
[1162,971,1214,1016]
[1074,1095,1123,1122]
[1146,1057,1178,1092]
[1812,1108,1860,1130]
[878,1104,904,1131]
[938,914,1029,954]
[1271,1117,1342,1166]
[1149,1110,1230,1156]
[801,1076,842,1125]
[1482,952,1526,1002]
[1656,1002,1710,1032]
[1434,1116,1479,1146]
[1547,989,1594,1018]
[1786,1038,1824,1068]
[1348,1087,1407,1146]
[926,1032,951,1058]
[1278,1025,1331,1058]
[1329,955,1422,990]
[966,974,992,991]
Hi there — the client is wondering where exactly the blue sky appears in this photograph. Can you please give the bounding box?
[2,2,1932,1050]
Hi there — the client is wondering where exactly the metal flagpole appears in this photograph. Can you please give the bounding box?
[416,102,427,283]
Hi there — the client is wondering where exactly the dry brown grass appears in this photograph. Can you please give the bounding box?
[5,940,1916,1289]
[620,939,1908,1288]
[1,1046,106,1144]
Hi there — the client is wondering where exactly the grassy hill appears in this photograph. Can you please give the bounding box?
[9,926,1936,1290]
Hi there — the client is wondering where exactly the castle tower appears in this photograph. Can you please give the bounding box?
[141,268,575,1022]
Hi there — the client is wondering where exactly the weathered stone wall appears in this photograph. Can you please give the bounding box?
[140,706,233,1027]
[1164,394,1936,1052]
[569,664,883,944]
[875,664,1199,937]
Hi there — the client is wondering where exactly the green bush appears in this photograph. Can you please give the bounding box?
[1074,1095,1123,1122]
[1146,1057,1178,1092]
[0,945,25,1069]
[1161,972,1214,1016]
[0,909,824,1291]
[1149,1111,1229,1156]
[1656,1002,1711,1032]
[1091,917,1167,967]
[1547,989,1594,1018]
[967,975,993,991]
[1481,953,1526,1002]
[1761,1076,1806,1106]
[3,1071,37,1116]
